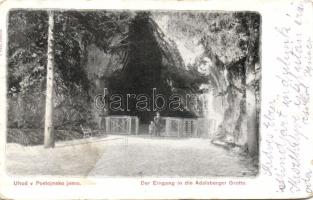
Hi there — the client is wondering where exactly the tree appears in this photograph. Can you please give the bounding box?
[7,10,134,132]
[44,10,55,148]
[7,11,48,129]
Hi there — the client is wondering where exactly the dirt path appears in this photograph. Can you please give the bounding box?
[88,136,257,177]
[6,135,257,177]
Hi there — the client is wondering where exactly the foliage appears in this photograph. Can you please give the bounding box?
[7,10,260,135]
[8,10,48,96]
[156,11,260,66]
[53,11,133,93]
[7,10,133,129]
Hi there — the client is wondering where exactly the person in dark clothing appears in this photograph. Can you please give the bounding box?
[154,112,161,136]
[149,121,155,136]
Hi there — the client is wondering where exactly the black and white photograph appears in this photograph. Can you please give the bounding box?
[6,9,261,177]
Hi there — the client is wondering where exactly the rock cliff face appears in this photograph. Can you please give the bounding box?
[83,11,260,155]
[151,11,260,155]
[7,10,259,155]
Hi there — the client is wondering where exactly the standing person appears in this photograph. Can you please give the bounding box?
[148,121,155,136]
[154,112,161,136]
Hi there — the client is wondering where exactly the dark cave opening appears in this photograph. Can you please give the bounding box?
[108,12,197,123]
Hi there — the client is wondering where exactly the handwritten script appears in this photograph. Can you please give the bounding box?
[261,0,313,196]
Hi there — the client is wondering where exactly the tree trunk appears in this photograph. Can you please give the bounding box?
[44,11,55,148]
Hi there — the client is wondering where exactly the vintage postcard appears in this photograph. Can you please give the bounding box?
[0,0,312,199]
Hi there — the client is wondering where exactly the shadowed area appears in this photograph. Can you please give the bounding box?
[108,12,206,123]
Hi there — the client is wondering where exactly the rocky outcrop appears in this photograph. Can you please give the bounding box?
[152,12,260,156]
[79,11,260,155]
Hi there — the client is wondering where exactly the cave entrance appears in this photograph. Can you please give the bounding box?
[108,12,197,124]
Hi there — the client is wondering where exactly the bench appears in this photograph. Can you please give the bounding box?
[80,125,97,138]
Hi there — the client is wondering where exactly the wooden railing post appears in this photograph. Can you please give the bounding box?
[105,117,110,134]
[165,118,169,137]
[128,117,131,135]
[178,119,182,137]
[194,119,198,137]
[135,117,139,135]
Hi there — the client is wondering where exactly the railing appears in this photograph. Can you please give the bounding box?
[161,117,199,137]
[99,115,203,137]
[103,115,139,135]
[199,118,218,138]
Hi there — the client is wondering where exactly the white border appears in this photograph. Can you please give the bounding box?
[0,0,312,199]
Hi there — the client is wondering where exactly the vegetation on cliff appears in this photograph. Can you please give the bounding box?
[7,10,260,155]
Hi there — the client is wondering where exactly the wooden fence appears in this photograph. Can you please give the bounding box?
[160,117,199,137]
[102,115,139,135]
[99,115,206,137]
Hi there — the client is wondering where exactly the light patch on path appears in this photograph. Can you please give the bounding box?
[88,136,257,177]
[5,135,257,177]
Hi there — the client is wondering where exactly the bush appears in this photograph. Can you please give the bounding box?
[7,128,83,146]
